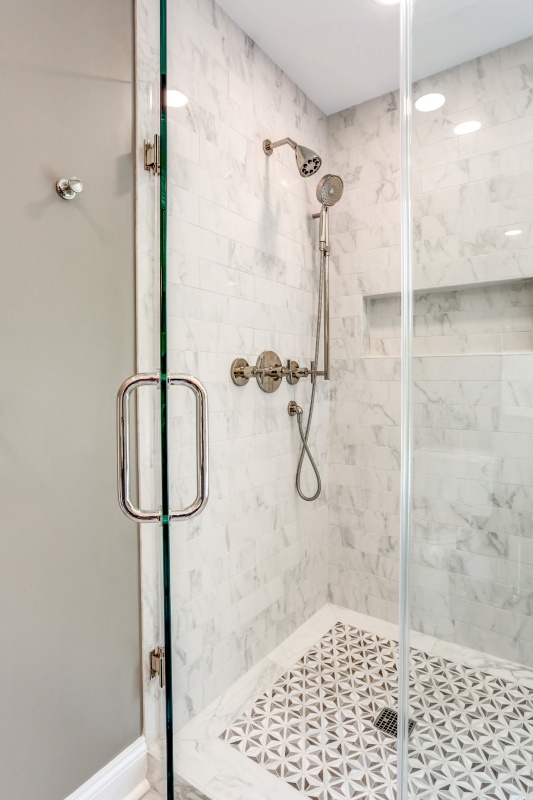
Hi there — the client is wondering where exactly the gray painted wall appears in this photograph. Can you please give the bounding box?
[0,2,140,798]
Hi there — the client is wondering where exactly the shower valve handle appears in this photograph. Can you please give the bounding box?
[232,363,287,379]
[231,356,312,388]
[236,362,256,379]
[286,360,310,385]
[261,363,310,380]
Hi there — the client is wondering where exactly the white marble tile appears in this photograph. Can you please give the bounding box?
[199,739,304,800]
[267,604,338,668]
[176,657,285,741]
[141,791,162,800]
[329,35,533,652]
[331,603,399,641]
[431,637,533,689]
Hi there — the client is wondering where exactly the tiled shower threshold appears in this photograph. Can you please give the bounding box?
[148,604,533,800]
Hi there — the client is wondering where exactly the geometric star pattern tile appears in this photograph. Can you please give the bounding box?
[222,623,533,800]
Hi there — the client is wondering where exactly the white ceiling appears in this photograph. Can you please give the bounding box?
[216,0,533,115]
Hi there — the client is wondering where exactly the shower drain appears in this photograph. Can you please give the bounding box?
[374,707,416,738]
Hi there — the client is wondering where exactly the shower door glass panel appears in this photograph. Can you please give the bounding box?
[405,1,533,796]
[163,0,333,797]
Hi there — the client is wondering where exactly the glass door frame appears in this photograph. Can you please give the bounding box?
[158,0,175,796]
[397,0,414,798]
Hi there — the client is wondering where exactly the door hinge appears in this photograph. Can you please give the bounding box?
[144,134,160,175]
[149,646,165,688]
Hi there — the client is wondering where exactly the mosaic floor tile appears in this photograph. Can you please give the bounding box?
[221,622,533,799]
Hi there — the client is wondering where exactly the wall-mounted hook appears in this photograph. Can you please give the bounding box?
[56,177,83,200]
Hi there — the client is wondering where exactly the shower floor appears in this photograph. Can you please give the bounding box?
[169,605,533,800]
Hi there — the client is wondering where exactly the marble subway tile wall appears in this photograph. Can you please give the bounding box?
[410,36,533,665]
[165,0,330,727]
[327,36,533,665]
[327,91,402,624]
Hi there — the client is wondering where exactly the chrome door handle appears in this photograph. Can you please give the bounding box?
[117,373,208,523]
[117,373,161,523]
[168,374,209,521]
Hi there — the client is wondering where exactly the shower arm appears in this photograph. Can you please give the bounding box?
[263,137,297,155]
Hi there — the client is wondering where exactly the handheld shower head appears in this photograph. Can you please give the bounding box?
[316,174,344,206]
[263,137,322,177]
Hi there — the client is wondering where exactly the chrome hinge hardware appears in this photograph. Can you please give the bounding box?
[149,646,165,688]
[144,134,160,174]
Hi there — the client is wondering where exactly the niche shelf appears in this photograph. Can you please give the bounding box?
[363,276,533,358]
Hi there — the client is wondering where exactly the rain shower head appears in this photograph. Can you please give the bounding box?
[263,137,322,177]
[316,174,344,206]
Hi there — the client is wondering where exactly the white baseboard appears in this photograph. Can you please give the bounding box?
[65,736,150,800]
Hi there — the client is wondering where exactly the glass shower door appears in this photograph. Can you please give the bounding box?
[399,1,533,796]
[160,0,333,794]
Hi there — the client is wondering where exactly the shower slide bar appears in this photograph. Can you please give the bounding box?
[117,373,209,523]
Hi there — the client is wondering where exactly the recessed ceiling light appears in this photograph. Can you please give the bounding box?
[415,93,446,112]
[505,229,522,236]
[454,120,481,136]
[372,0,400,5]
[167,89,188,108]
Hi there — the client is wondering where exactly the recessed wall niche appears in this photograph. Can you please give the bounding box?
[363,277,533,358]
